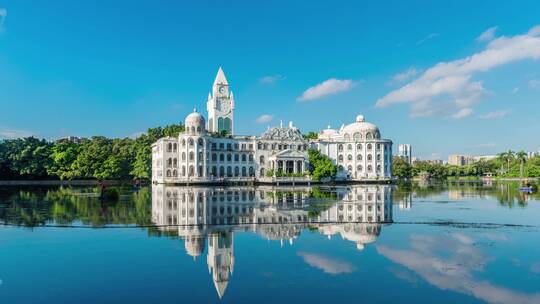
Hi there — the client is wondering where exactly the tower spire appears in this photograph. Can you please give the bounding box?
[213,67,228,85]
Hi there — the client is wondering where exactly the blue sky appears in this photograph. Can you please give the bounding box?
[1,0,539,159]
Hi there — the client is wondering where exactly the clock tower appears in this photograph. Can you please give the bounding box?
[207,67,235,135]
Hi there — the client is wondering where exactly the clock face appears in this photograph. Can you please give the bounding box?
[219,86,225,94]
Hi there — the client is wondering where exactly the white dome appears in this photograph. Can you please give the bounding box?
[340,114,380,141]
[185,109,206,134]
[318,125,339,140]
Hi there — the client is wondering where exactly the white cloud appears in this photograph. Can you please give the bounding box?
[477,26,498,42]
[259,74,285,84]
[417,33,439,45]
[391,67,419,83]
[0,128,34,139]
[0,8,6,32]
[298,78,356,101]
[450,108,474,120]
[528,79,540,88]
[376,25,540,119]
[298,251,355,275]
[377,234,540,304]
[256,114,273,124]
[478,110,509,120]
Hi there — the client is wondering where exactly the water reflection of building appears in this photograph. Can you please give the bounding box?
[151,184,393,299]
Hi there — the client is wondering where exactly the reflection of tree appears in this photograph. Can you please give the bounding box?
[391,181,539,209]
[0,186,153,227]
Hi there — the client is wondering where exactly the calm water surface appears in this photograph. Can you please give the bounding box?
[0,181,539,304]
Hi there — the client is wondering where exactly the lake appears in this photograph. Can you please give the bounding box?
[0,181,539,304]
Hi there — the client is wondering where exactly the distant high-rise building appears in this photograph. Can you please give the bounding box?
[398,144,412,164]
[448,154,475,166]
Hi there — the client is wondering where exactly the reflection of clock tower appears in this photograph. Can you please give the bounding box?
[207,67,235,135]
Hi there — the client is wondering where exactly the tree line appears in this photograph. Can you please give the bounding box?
[392,150,540,180]
[0,124,185,180]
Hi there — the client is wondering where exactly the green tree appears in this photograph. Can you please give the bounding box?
[303,132,318,140]
[308,148,337,181]
[392,156,412,179]
[516,150,528,178]
[48,140,80,179]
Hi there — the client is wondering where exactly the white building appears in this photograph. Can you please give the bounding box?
[397,144,412,164]
[152,68,393,184]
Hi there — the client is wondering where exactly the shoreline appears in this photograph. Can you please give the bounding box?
[0,180,133,186]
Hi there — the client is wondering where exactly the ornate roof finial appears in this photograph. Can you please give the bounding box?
[193,108,197,113]
[280,120,283,128]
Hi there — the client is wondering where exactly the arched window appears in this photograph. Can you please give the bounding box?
[357,165,363,172]
[259,155,265,165]
[219,166,225,177]
[182,152,186,161]
[242,167,247,177]
[173,158,177,166]
[167,143,172,152]
[198,138,204,145]
[227,166,233,177]
[377,154,381,161]
[357,144,362,150]
[338,155,344,162]
[212,153,217,161]
[198,166,203,177]
[219,154,224,161]
[344,134,350,141]
[181,139,186,147]
[377,165,381,172]
[347,154,353,161]
[249,154,253,162]
[191,126,195,133]
[173,143,177,152]
[347,165,352,172]
[357,154,363,161]
[367,144,372,150]
[366,132,373,140]
[227,154,232,162]
[368,154,372,161]
[224,118,232,133]
[188,138,194,146]
[182,166,186,176]
[166,170,171,177]
[189,152,194,161]
[234,167,240,177]
[173,170,178,177]
[368,165,373,172]
[242,154,247,162]
[196,126,201,133]
[353,132,361,141]
[188,166,195,176]
[347,144,352,150]
[376,143,381,150]
[338,144,344,152]
[260,168,265,176]
[249,167,255,177]
[167,158,172,167]
[234,154,239,162]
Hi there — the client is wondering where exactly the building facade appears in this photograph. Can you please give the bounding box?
[152,68,393,184]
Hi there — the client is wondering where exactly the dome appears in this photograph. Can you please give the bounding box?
[260,125,304,141]
[185,109,206,135]
[318,125,338,140]
[340,114,380,141]
[185,235,206,257]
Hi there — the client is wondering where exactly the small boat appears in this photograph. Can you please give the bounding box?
[519,187,534,193]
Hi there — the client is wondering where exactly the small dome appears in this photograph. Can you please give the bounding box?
[185,109,206,135]
[341,114,380,141]
[185,235,206,257]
